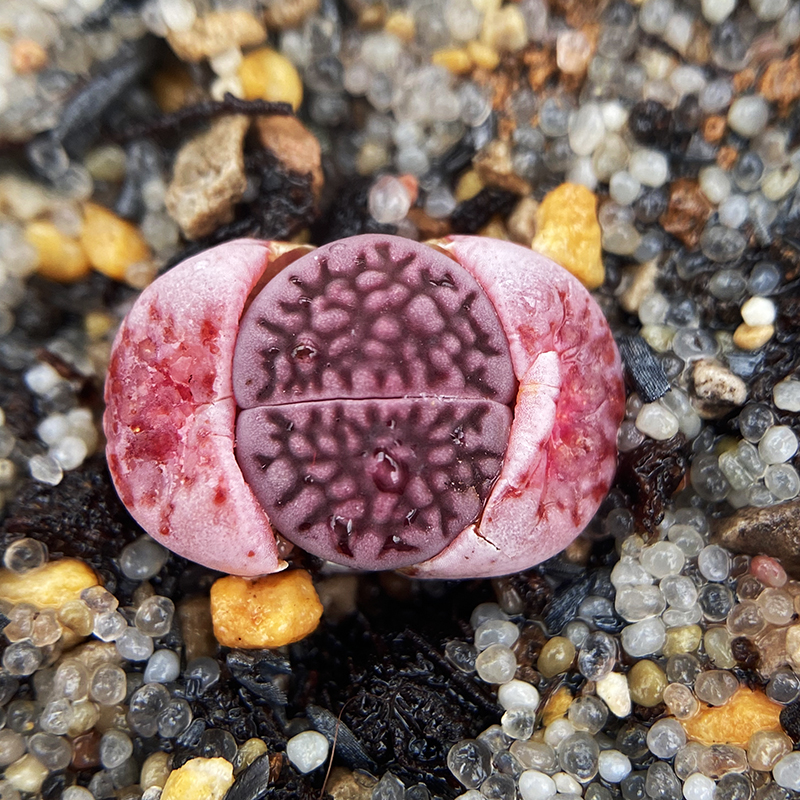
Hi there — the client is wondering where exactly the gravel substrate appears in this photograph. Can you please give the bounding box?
[2,0,800,799]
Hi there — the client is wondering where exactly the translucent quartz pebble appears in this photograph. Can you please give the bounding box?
[699,583,735,622]
[144,649,180,683]
[635,403,679,440]
[759,426,798,464]
[697,546,731,582]
[471,603,508,630]
[544,719,576,749]
[476,645,517,684]
[663,683,699,719]
[90,665,127,706]
[119,536,169,581]
[726,599,765,636]
[100,729,133,769]
[621,618,666,657]
[509,742,556,776]
[747,730,791,771]
[640,542,685,578]
[682,773,716,800]
[135,596,175,637]
[480,772,516,800]
[157,697,193,738]
[675,744,707,782]
[128,683,169,737]
[446,641,478,673]
[611,557,654,588]
[498,680,540,711]
[704,628,735,669]
[81,586,119,614]
[475,620,520,651]
[286,730,329,774]
[558,732,600,782]
[661,575,698,610]
[616,585,666,621]
[770,752,800,790]
[694,670,739,706]
[645,761,681,800]
[774,379,800,412]
[519,770,557,800]
[646,718,686,759]
[756,588,794,626]
[598,750,631,783]
[29,732,72,771]
[53,661,89,702]
[448,740,492,788]
[667,525,705,558]
[766,669,800,704]
[116,627,155,661]
[184,656,221,695]
[0,729,26,767]
[3,538,47,573]
[502,707,536,740]
[662,606,703,627]
[2,641,42,676]
[739,404,774,442]
[568,696,608,734]
[765,464,800,500]
[93,611,127,642]
[577,631,617,680]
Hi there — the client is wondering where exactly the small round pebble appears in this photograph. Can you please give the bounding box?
[519,770,557,800]
[286,730,329,774]
[598,750,632,783]
[475,644,517,684]
[498,680,540,711]
[773,752,800,791]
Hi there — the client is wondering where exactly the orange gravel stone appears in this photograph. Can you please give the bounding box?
[532,183,604,289]
[681,687,783,746]
[211,569,323,648]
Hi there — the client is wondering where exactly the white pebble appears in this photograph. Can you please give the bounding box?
[601,102,628,132]
[699,166,732,204]
[750,0,789,19]
[620,618,666,657]
[773,751,800,791]
[498,680,540,711]
[598,750,631,783]
[37,414,69,446]
[641,541,685,578]
[774,379,800,412]
[629,149,669,187]
[683,772,717,800]
[635,403,680,441]
[718,194,749,228]
[728,96,770,138]
[758,425,799,464]
[610,172,641,205]
[595,672,632,717]
[50,436,88,471]
[568,103,606,157]
[701,0,736,23]
[143,649,180,684]
[519,771,557,800]
[368,176,411,224]
[29,454,63,486]
[286,730,329,774]
[543,719,575,748]
[24,363,62,396]
[741,296,776,326]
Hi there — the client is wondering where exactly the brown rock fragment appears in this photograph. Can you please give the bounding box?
[264,0,320,28]
[167,10,266,62]
[717,146,738,170]
[165,115,250,240]
[507,196,539,244]
[178,595,217,663]
[702,115,727,144]
[659,178,712,248]
[255,115,323,199]
[475,140,532,196]
[327,767,375,800]
[759,53,800,113]
[712,501,800,578]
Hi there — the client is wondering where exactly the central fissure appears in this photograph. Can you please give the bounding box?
[232,236,517,570]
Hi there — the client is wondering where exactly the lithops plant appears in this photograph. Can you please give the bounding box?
[104,234,625,579]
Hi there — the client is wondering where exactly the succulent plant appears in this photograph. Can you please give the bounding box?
[104,234,625,579]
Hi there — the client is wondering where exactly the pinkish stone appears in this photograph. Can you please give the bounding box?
[104,234,625,579]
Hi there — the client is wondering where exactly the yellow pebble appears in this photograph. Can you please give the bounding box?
[210,569,323,648]
[466,40,500,70]
[627,659,667,707]
[455,169,484,202]
[5,754,49,794]
[384,11,415,42]
[733,323,774,350]
[80,203,151,282]
[161,757,234,800]
[533,183,604,290]
[239,48,303,111]
[537,636,575,679]
[85,310,114,341]
[141,751,172,790]
[152,67,198,113]
[432,48,473,75]
[541,685,573,727]
[234,738,268,774]
[25,220,90,283]
[682,688,782,746]
[663,624,702,658]
[0,559,99,609]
